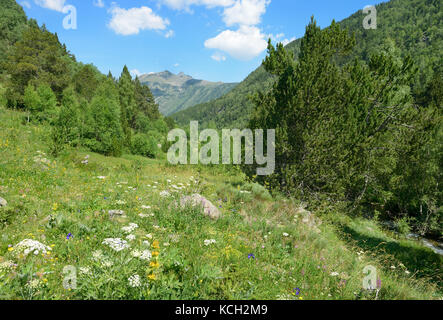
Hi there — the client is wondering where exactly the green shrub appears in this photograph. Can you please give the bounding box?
[395,217,411,235]
[131,133,158,158]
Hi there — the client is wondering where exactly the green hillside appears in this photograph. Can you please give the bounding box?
[139,71,237,116]
[173,0,442,128]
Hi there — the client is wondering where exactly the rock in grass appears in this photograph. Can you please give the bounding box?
[0,197,7,207]
[108,210,125,218]
[180,194,221,220]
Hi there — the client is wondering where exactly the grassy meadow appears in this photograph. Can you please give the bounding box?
[0,106,441,300]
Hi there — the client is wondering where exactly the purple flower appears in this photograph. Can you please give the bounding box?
[66,233,73,240]
[294,288,301,296]
[376,278,382,289]
[248,253,255,260]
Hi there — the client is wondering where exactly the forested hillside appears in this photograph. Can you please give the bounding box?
[0,0,173,160]
[173,0,442,129]
[139,71,237,116]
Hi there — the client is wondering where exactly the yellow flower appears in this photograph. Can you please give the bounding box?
[299,296,304,300]
[149,261,159,268]
[152,240,160,249]
[148,274,156,281]
[52,203,58,211]
[152,251,159,257]
[8,247,14,252]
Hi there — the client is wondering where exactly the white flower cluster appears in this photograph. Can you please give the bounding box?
[126,234,136,241]
[79,267,92,276]
[0,260,16,273]
[128,274,142,288]
[204,239,217,246]
[26,278,42,289]
[160,190,171,198]
[131,249,152,261]
[14,239,52,256]
[122,223,139,234]
[92,250,113,267]
[102,238,129,252]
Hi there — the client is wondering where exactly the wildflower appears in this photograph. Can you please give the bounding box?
[146,234,153,240]
[102,238,129,252]
[152,240,160,249]
[79,267,92,276]
[248,253,256,260]
[204,239,216,246]
[147,274,156,281]
[126,234,136,241]
[14,239,51,257]
[376,278,382,289]
[66,233,73,240]
[8,247,14,252]
[26,279,42,289]
[405,270,410,275]
[160,190,171,198]
[122,223,139,234]
[283,233,290,237]
[128,274,142,288]
[150,261,160,268]
[330,272,339,277]
[390,265,396,270]
[152,251,159,257]
[294,288,301,296]
[141,205,151,210]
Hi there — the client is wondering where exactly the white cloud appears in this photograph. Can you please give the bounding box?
[21,1,31,9]
[158,0,235,11]
[222,0,269,27]
[174,63,180,67]
[34,0,65,12]
[108,6,170,36]
[93,0,105,8]
[165,30,175,38]
[211,52,226,62]
[204,25,267,60]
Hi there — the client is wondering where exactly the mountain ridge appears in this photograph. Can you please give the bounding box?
[139,71,237,116]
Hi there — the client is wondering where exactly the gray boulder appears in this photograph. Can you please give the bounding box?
[180,194,221,220]
[108,210,125,218]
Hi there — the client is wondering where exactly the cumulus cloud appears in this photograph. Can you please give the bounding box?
[222,0,269,27]
[211,52,227,62]
[93,0,105,8]
[34,0,65,12]
[204,25,267,60]
[108,6,170,36]
[165,30,175,38]
[158,0,235,11]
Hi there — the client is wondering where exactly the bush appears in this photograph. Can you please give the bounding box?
[131,133,158,158]
[395,217,411,235]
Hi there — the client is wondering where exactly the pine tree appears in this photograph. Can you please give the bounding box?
[118,65,136,146]
[50,87,79,156]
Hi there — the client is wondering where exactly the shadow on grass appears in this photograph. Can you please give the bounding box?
[339,225,443,290]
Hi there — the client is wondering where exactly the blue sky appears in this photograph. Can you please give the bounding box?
[19,0,385,83]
